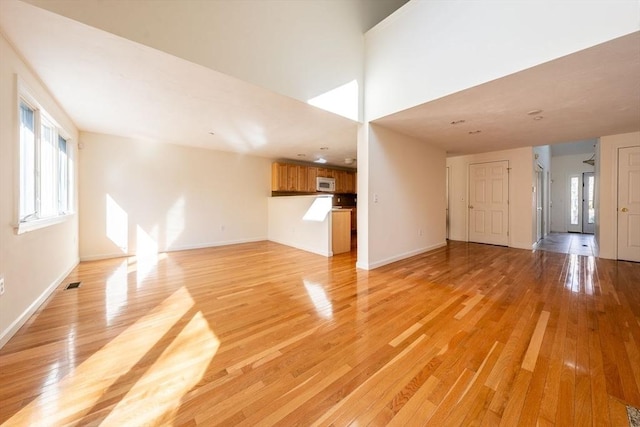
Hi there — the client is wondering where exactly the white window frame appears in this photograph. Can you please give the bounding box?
[15,79,75,234]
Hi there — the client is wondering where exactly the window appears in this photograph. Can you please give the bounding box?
[570,176,579,226]
[18,94,73,233]
[586,175,595,224]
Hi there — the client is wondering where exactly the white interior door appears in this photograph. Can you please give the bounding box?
[582,172,595,234]
[617,146,640,262]
[468,161,509,246]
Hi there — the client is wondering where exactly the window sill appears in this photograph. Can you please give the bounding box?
[14,213,75,235]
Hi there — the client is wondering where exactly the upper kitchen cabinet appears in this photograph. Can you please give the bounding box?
[271,162,356,194]
[307,167,318,192]
[272,162,299,192]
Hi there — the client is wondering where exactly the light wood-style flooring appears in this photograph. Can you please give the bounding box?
[1,241,639,426]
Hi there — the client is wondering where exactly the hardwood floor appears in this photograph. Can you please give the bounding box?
[1,241,639,426]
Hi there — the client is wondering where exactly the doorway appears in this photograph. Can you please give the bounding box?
[468,161,509,246]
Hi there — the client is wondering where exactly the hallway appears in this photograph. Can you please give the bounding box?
[534,232,596,256]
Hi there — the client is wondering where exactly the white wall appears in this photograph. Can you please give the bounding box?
[23,0,408,121]
[597,131,640,259]
[365,0,640,120]
[78,132,271,260]
[446,147,534,250]
[358,124,446,270]
[267,195,333,257]
[0,34,79,347]
[549,152,595,233]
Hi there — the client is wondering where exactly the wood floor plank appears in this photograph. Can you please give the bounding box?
[522,310,550,372]
[0,241,638,426]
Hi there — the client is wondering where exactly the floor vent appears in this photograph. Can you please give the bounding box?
[65,281,81,290]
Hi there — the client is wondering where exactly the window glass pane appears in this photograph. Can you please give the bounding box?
[19,102,36,219]
[18,93,73,226]
[40,119,57,218]
[587,176,595,224]
[58,136,68,213]
[570,176,579,225]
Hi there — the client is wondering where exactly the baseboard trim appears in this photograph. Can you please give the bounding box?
[80,237,269,261]
[0,258,79,349]
[358,241,448,270]
[267,238,331,257]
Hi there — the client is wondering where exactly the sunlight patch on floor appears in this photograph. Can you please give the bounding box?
[6,287,217,426]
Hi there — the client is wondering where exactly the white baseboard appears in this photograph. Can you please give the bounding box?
[80,237,269,261]
[510,241,534,251]
[357,241,447,270]
[169,237,268,252]
[267,238,331,257]
[80,251,127,261]
[0,258,79,349]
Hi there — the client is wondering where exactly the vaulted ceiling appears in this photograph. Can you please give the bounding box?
[1,0,638,166]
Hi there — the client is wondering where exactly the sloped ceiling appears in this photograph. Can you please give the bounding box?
[1,0,638,164]
[0,0,361,166]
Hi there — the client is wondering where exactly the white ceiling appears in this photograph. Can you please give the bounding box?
[1,0,638,165]
[374,31,640,156]
[0,0,359,167]
[550,139,597,157]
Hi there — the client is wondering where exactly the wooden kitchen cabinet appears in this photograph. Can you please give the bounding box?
[271,162,288,191]
[307,167,318,192]
[286,164,299,191]
[296,165,307,192]
[272,163,310,192]
[332,210,351,254]
[345,172,355,194]
[334,170,346,193]
[350,207,357,231]
[272,162,356,194]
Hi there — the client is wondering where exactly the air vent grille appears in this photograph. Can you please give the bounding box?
[65,281,81,290]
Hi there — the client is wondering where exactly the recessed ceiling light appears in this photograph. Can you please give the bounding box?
[320,147,329,150]
[533,116,544,121]
[468,130,481,135]
[450,119,466,125]
[344,158,355,165]
[527,109,543,115]
[314,158,328,164]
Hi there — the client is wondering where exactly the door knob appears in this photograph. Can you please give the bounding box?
[469,205,474,209]
[621,207,629,212]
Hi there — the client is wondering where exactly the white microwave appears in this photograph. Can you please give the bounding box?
[316,177,336,192]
